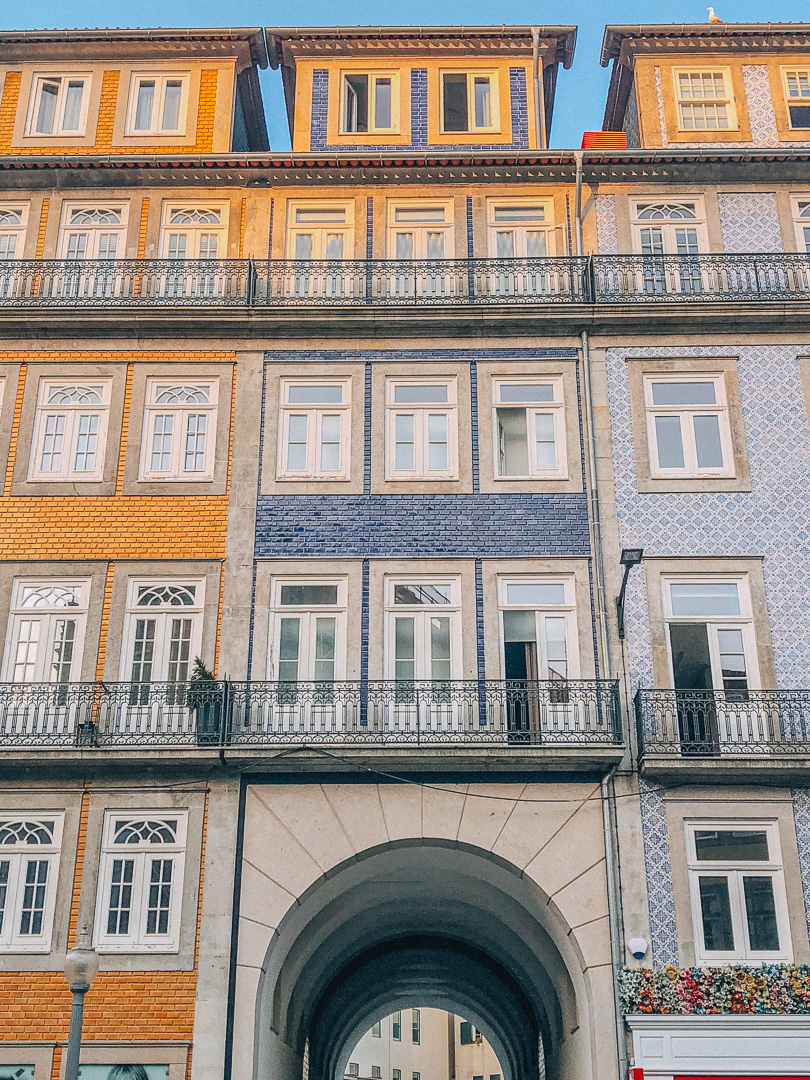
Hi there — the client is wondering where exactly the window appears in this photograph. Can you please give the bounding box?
[499,577,577,683]
[392,1011,401,1040]
[643,374,733,478]
[3,579,89,684]
[673,69,734,131]
[29,380,111,482]
[127,74,188,135]
[122,580,204,688]
[385,378,457,480]
[341,72,398,133]
[94,812,187,952]
[58,205,127,261]
[487,201,555,258]
[632,202,705,255]
[371,1069,381,1079]
[371,1022,381,1038]
[492,378,566,480]
[286,203,354,261]
[0,815,63,952]
[277,378,351,481]
[140,379,218,482]
[782,69,810,129]
[663,576,758,697]
[159,205,228,260]
[387,202,454,260]
[686,823,790,962]
[347,1067,359,1078]
[393,1071,401,1080]
[441,71,498,132]
[411,1009,420,1044]
[269,578,346,685]
[386,578,460,688]
[0,206,27,261]
[27,75,89,136]
[792,199,810,252]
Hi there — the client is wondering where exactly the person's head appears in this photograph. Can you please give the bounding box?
[105,1066,150,1080]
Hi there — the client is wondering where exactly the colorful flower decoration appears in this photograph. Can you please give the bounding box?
[620,964,810,1015]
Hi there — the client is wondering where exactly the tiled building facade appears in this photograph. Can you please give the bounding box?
[1,19,810,1080]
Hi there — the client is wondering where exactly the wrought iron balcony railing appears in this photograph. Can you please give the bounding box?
[0,679,621,749]
[635,688,810,758]
[592,253,810,302]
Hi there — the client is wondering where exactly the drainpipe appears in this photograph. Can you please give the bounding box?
[531,28,547,150]
[602,765,629,1080]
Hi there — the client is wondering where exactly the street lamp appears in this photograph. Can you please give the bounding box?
[616,548,644,640]
[63,925,99,1080]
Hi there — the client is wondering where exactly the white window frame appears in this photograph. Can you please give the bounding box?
[384,377,458,481]
[29,378,111,482]
[643,373,734,479]
[140,378,219,482]
[486,199,556,258]
[440,70,500,134]
[0,204,28,262]
[662,574,759,692]
[57,204,128,261]
[159,204,229,260]
[0,814,64,953]
[26,74,91,137]
[126,73,189,136]
[277,377,351,481]
[339,71,400,135]
[491,376,567,480]
[781,68,810,130]
[630,199,708,255]
[120,579,205,684]
[268,577,347,683]
[791,196,810,253]
[497,575,579,681]
[672,68,736,132]
[685,820,791,963]
[2,578,90,684]
[93,811,187,953]
[386,200,455,260]
[285,201,355,261]
[384,576,462,683]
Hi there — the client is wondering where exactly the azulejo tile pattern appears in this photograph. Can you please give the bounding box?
[791,787,810,946]
[606,344,810,690]
[639,777,679,967]
[743,65,779,145]
[595,195,619,255]
[718,192,783,253]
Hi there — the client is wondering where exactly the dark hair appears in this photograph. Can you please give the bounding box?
[106,1067,151,1080]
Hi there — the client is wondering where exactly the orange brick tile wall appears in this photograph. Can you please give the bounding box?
[0,70,219,155]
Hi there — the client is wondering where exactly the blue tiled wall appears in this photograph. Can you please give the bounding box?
[308,67,530,151]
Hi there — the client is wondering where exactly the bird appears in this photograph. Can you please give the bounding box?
[707,7,725,22]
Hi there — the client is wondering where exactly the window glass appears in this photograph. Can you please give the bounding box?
[670,582,740,617]
[505,583,566,606]
[394,584,452,605]
[498,384,555,404]
[295,208,347,225]
[288,385,343,404]
[694,829,770,861]
[394,207,446,223]
[393,384,448,403]
[651,381,716,406]
[493,206,545,223]
[280,585,339,606]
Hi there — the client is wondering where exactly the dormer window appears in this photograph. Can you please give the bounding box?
[28,75,89,137]
[441,72,498,133]
[128,74,189,136]
[783,69,810,130]
[341,73,398,134]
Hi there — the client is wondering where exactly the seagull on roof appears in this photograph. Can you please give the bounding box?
[707,7,725,22]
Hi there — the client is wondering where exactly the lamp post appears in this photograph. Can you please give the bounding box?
[63,925,99,1080]
[616,548,644,640]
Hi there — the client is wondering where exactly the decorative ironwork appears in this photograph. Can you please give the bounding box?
[0,819,55,845]
[635,688,810,757]
[112,819,178,845]
[0,679,621,749]
[593,253,810,302]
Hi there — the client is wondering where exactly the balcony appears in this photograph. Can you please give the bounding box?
[635,688,810,778]
[0,679,621,757]
[0,254,808,311]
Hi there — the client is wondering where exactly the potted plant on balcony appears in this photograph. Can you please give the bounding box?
[187,657,221,746]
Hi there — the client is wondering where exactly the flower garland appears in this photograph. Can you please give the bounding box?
[620,964,810,1015]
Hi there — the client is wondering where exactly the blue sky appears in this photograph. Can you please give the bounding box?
[3,1,809,147]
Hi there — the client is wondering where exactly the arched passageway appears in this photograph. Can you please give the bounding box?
[252,838,603,1080]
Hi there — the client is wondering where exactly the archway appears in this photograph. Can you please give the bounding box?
[252,839,599,1080]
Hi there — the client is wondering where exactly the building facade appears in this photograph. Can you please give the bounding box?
[0,19,809,1080]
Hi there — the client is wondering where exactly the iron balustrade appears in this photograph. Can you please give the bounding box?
[2,254,810,308]
[592,253,810,302]
[635,688,810,757]
[0,679,621,749]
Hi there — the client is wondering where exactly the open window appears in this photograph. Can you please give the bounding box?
[27,75,90,137]
[441,71,499,133]
[782,69,810,130]
[492,377,567,480]
[341,72,398,134]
